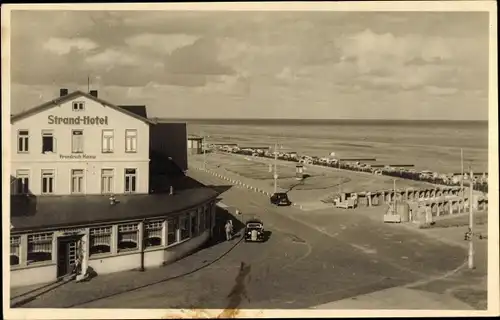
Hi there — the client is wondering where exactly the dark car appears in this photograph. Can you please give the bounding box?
[270,192,292,206]
[244,219,265,242]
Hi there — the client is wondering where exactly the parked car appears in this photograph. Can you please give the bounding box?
[270,192,292,206]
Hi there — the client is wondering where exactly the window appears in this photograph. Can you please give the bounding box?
[41,169,55,194]
[205,205,212,231]
[72,130,84,153]
[101,169,114,194]
[180,214,190,241]
[15,169,29,195]
[125,129,137,153]
[71,169,84,194]
[198,207,206,233]
[27,233,53,264]
[89,227,112,256]
[102,130,114,153]
[72,101,85,111]
[145,220,163,248]
[167,217,179,245]
[17,130,29,153]
[118,224,138,251]
[42,130,54,153]
[190,211,198,237]
[124,169,137,193]
[11,236,20,266]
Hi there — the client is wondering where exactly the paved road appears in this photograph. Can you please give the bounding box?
[39,170,467,309]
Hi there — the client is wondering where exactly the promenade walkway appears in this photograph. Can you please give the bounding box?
[188,156,333,210]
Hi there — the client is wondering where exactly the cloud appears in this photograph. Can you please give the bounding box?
[323,28,486,92]
[43,37,98,55]
[276,67,298,82]
[9,11,489,120]
[86,49,142,67]
[164,37,234,76]
[337,29,454,66]
[424,86,459,96]
[124,33,199,54]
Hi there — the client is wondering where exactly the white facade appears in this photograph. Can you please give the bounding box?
[11,94,151,195]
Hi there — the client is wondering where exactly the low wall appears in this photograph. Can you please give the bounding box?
[89,230,211,275]
[89,251,144,275]
[11,264,57,288]
[165,230,211,263]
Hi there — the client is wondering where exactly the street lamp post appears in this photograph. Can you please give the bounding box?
[468,166,475,269]
[204,137,207,170]
[202,131,208,170]
[273,142,278,194]
[393,179,397,214]
[337,156,342,197]
[139,219,146,272]
[460,148,464,213]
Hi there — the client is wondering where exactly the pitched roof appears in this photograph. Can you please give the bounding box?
[119,105,148,118]
[10,90,154,125]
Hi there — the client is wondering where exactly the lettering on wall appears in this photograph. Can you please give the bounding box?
[48,115,109,125]
[60,154,97,160]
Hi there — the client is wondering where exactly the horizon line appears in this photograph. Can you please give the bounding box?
[154,117,488,122]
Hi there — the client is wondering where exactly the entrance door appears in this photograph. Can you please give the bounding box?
[57,237,79,278]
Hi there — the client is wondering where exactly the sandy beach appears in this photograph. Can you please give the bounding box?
[185,120,488,174]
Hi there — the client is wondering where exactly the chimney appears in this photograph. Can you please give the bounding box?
[60,88,68,97]
[89,90,98,98]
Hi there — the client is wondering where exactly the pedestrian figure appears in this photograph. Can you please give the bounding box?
[225,220,233,241]
[229,219,234,237]
[72,256,81,275]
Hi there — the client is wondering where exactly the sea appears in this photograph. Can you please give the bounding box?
[162,119,489,174]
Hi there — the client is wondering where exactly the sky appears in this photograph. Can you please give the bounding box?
[9,10,491,120]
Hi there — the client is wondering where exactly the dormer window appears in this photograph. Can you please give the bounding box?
[72,101,85,111]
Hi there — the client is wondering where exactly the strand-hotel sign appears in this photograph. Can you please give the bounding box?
[48,115,109,125]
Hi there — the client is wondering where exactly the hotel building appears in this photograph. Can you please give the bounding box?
[10,89,218,288]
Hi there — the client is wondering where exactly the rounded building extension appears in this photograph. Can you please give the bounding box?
[10,188,218,288]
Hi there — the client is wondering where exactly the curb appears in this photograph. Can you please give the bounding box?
[195,166,306,211]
